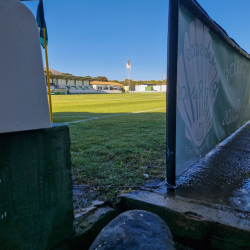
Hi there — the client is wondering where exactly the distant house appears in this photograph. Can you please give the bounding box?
[124,86,129,92]
[91,81,123,91]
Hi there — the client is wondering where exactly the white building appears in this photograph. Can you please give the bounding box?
[153,85,167,91]
[91,81,123,93]
[134,85,167,92]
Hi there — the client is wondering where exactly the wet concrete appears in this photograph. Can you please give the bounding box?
[156,121,250,212]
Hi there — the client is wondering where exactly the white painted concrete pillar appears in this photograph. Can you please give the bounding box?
[0,0,51,133]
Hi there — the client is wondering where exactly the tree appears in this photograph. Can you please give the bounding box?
[162,79,167,85]
[112,78,167,86]
[97,76,108,82]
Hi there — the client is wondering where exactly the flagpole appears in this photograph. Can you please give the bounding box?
[43,28,53,123]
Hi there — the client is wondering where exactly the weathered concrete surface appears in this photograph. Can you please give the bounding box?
[119,191,250,249]
[89,210,176,250]
[53,206,116,250]
[0,126,73,250]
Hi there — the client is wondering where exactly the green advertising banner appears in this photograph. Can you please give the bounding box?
[176,3,250,175]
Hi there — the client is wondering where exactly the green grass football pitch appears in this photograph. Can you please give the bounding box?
[52,93,166,197]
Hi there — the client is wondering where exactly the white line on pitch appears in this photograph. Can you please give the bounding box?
[53,116,88,119]
[61,108,166,125]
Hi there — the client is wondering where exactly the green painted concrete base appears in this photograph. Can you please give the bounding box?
[118,191,250,250]
[0,126,74,250]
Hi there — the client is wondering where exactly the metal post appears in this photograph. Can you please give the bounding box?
[126,59,131,92]
[43,28,53,123]
[166,0,179,190]
[128,70,130,91]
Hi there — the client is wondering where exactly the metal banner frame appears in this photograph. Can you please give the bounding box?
[166,0,179,188]
[166,0,250,188]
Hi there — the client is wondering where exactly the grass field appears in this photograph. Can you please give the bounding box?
[52,93,166,198]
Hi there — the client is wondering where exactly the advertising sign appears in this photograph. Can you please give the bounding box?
[175,3,250,175]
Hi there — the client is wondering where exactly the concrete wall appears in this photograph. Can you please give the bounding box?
[124,86,129,92]
[58,79,66,86]
[67,80,74,86]
[160,85,167,91]
[153,85,167,91]
[0,126,74,249]
[92,85,112,90]
[84,80,90,86]
[75,80,82,86]
[153,85,161,91]
[92,85,100,90]
[134,85,167,92]
[0,0,51,133]
[55,79,90,88]
[135,85,146,92]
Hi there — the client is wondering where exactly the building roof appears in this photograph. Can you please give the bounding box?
[90,81,123,87]
[45,73,96,81]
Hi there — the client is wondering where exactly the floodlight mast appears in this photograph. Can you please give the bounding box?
[126,59,131,91]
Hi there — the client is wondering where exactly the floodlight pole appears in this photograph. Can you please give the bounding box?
[126,59,131,91]
[166,0,179,190]
[128,71,130,90]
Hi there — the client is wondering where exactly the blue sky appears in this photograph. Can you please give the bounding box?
[23,0,250,81]
[198,0,250,52]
